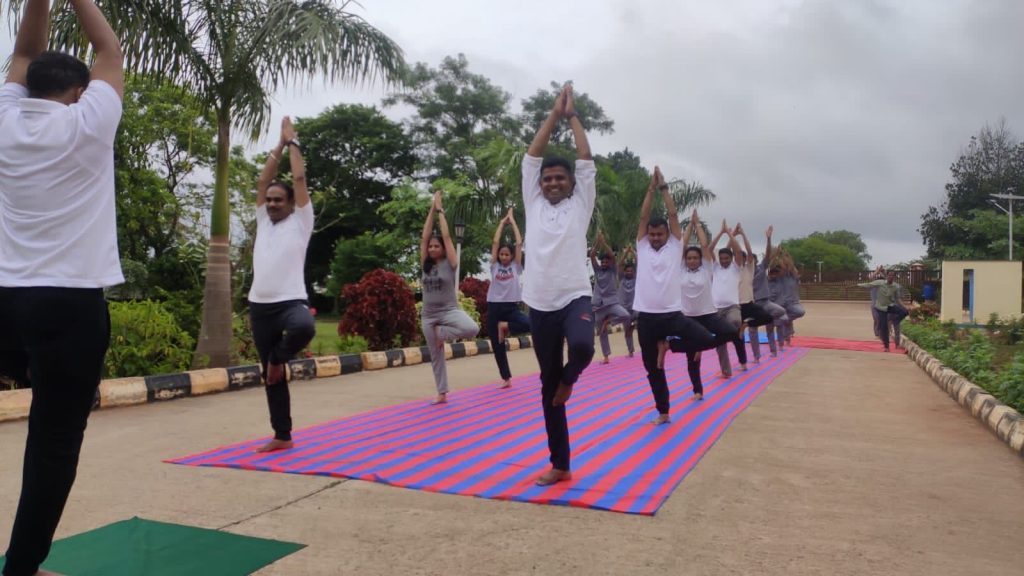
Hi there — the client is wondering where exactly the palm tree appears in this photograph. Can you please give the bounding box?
[11,0,405,367]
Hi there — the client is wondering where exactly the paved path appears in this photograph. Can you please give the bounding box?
[1,302,1022,575]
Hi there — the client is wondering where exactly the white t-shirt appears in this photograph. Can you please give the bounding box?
[521,154,596,312]
[248,203,315,303]
[633,235,683,313]
[681,262,716,317]
[738,259,755,304]
[712,261,741,309]
[0,81,124,287]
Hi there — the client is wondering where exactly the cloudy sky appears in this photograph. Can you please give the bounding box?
[5,0,1023,264]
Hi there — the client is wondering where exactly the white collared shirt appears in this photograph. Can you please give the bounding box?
[248,203,315,303]
[0,81,124,287]
[634,235,683,313]
[521,154,596,312]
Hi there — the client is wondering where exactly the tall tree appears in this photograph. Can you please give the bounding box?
[520,81,615,148]
[780,235,868,272]
[920,121,1024,260]
[808,230,871,264]
[17,0,406,366]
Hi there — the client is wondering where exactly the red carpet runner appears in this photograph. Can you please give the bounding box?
[169,347,808,515]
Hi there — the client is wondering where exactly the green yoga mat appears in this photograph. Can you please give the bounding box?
[0,517,304,576]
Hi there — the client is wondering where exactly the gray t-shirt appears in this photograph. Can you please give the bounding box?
[422,260,458,312]
[618,274,636,311]
[781,274,801,304]
[487,261,523,303]
[753,262,771,301]
[592,266,619,307]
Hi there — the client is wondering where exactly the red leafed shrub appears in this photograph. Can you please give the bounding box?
[338,269,418,350]
[459,277,490,334]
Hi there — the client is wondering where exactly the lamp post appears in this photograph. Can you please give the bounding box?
[454,219,466,280]
[816,261,823,283]
[991,189,1023,260]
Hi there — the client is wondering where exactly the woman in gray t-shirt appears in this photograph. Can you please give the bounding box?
[486,208,531,388]
[420,191,479,405]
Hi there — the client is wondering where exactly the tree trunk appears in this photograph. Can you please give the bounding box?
[193,115,234,368]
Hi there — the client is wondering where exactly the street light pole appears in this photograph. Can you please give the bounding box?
[454,219,466,280]
[816,261,823,283]
[991,190,1023,260]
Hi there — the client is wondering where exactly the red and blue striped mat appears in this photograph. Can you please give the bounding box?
[168,347,808,515]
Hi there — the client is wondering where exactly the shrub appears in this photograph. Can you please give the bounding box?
[232,313,259,365]
[908,301,939,321]
[338,269,418,350]
[337,334,370,354]
[998,353,1024,413]
[459,277,490,334]
[106,300,194,378]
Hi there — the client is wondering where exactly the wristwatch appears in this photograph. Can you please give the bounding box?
[287,138,302,151]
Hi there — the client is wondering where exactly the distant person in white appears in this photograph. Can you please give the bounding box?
[248,116,317,454]
[709,219,749,376]
[0,2,124,574]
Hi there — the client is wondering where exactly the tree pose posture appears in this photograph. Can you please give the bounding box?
[486,208,531,388]
[590,230,632,364]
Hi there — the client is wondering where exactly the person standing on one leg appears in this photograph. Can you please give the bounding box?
[867,265,885,338]
[635,170,717,422]
[249,116,317,453]
[858,270,907,352]
[677,211,738,402]
[590,230,632,364]
[778,250,806,345]
[486,207,530,389]
[617,246,638,358]
[420,190,481,405]
[1,2,124,574]
[709,219,748,375]
[733,224,774,363]
[752,226,788,357]
[522,85,597,485]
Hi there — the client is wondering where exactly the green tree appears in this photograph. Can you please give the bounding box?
[780,236,866,272]
[23,0,406,367]
[808,230,871,263]
[520,81,615,148]
[292,104,416,297]
[920,121,1024,259]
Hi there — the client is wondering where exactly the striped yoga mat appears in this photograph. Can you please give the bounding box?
[168,347,808,515]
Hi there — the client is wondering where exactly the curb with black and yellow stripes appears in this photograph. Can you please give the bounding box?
[903,337,1023,457]
[0,336,534,423]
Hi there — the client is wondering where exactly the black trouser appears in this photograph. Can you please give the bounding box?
[637,311,717,414]
[741,301,773,328]
[486,301,531,380]
[529,296,595,471]
[0,287,109,576]
[250,300,316,442]
[679,313,737,396]
[876,305,908,349]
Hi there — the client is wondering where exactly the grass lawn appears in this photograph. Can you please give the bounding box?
[307,318,342,356]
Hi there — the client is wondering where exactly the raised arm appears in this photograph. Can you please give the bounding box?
[421,192,438,266]
[564,85,592,161]
[491,212,508,265]
[729,223,745,266]
[70,0,124,97]
[683,210,697,250]
[658,167,682,240]
[736,223,754,267]
[528,86,565,158]
[256,121,287,207]
[8,0,50,87]
[281,117,309,208]
[434,192,459,269]
[589,233,600,272]
[695,213,714,262]
[509,210,524,266]
[636,171,657,242]
[709,220,728,260]
[764,226,774,264]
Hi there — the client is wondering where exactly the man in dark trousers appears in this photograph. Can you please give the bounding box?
[0,1,124,574]
[521,84,596,486]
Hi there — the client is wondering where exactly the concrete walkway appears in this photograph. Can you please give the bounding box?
[1,302,1022,575]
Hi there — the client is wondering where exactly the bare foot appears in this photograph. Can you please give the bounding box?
[266,362,286,386]
[535,468,572,486]
[652,413,671,425]
[739,363,748,372]
[36,570,66,576]
[656,340,668,369]
[693,392,704,401]
[255,439,293,453]
[627,351,634,358]
[497,321,509,344]
[601,356,610,365]
[499,379,512,389]
[720,370,732,379]
[431,393,447,405]
[551,382,573,406]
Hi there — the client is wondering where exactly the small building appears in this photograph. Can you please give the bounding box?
[940,261,1022,323]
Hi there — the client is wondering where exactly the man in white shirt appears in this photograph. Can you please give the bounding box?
[522,85,595,486]
[0,2,124,574]
[709,220,748,376]
[634,168,716,424]
[248,116,317,453]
